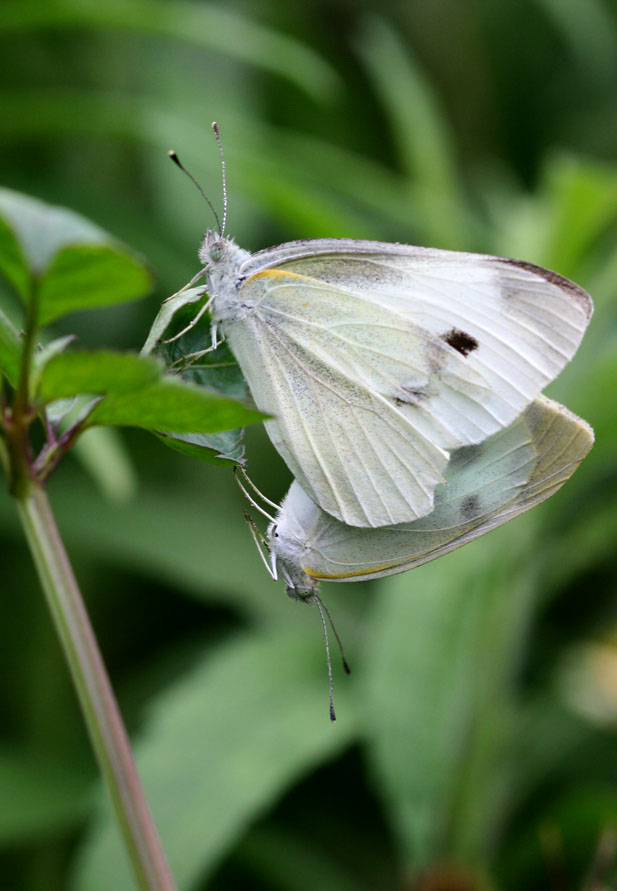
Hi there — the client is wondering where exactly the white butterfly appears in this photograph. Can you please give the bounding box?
[255,396,593,600]
[169,135,592,528]
[198,232,592,528]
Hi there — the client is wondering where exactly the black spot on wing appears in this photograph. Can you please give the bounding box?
[460,493,481,520]
[441,327,479,357]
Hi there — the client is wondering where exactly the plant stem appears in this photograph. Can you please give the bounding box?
[16,481,176,891]
[14,280,38,422]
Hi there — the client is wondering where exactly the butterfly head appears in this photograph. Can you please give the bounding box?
[283,570,320,604]
[268,518,320,602]
[199,229,250,272]
[199,229,227,267]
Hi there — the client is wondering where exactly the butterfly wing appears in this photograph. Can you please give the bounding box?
[227,240,592,527]
[272,396,593,584]
[226,305,451,526]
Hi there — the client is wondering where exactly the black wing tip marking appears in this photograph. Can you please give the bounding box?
[498,257,594,320]
[441,327,479,357]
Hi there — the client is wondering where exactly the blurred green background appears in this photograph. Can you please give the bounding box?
[1,1,617,888]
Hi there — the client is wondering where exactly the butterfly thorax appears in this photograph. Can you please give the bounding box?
[199,230,252,323]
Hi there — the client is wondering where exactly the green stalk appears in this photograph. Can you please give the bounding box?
[16,481,176,891]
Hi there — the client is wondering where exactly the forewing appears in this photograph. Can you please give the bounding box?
[234,241,591,527]
[227,314,450,527]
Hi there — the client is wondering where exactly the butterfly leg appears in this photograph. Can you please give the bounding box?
[162,267,207,303]
[234,466,277,523]
[169,321,226,371]
[162,293,214,345]
[243,511,276,579]
[237,465,280,512]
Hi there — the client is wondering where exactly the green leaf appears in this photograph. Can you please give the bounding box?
[158,362,248,460]
[0,189,153,323]
[0,306,22,386]
[0,211,29,298]
[38,244,153,325]
[37,351,162,403]
[363,527,537,868]
[0,188,109,275]
[45,397,82,427]
[86,375,265,433]
[33,334,76,375]
[174,342,250,403]
[143,286,251,460]
[141,285,206,358]
[145,288,250,402]
[70,628,358,891]
[155,428,245,466]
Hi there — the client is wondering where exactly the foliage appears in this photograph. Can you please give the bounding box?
[0,187,263,481]
[1,2,616,889]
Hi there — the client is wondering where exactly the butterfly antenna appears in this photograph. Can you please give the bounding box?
[314,593,351,675]
[168,149,222,233]
[312,595,337,722]
[211,122,228,237]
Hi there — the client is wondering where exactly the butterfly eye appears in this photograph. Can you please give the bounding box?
[209,242,224,262]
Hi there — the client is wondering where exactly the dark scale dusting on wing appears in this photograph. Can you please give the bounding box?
[441,327,479,357]
[448,441,483,472]
[460,494,481,521]
[393,385,430,407]
[497,257,594,319]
